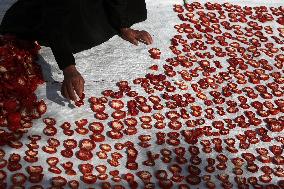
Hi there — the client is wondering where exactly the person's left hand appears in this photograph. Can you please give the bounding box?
[119,28,153,46]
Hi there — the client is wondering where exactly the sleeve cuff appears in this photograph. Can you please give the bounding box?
[49,31,75,70]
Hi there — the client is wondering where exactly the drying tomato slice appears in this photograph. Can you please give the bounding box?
[82,173,97,184]
[79,163,94,174]
[111,152,123,160]
[148,48,161,59]
[99,144,112,152]
[51,176,67,187]
[160,148,172,157]
[27,135,41,142]
[97,173,108,180]
[259,174,272,183]
[124,127,137,135]
[107,130,123,139]
[95,112,109,120]
[159,179,173,188]
[171,174,184,183]
[26,165,43,174]
[114,143,125,150]
[136,170,152,182]
[63,129,74,136]
[169,164,182,174]
[126,147,138,160]
[89,122,104,134]
[95,165,107,174]
[28,173,44,183]
[189,155,202,165]
[102,90,114,97]
[91,103,106,113]
[246,162,259,173]
[75,127,89,135]
[100,182,112,189]
[137,136,150,144]
[25,149,38,157]
[0,159,7,169]
[63,139,77,149]
[96,151,108,159]
[139,104,152,113]
[273,155,284,165]
[68,180,79,189]
[256,148,269,155]
[42,118,56,126]
[75,119,88,128]
[12,173,27,186]
[0,170,7,182]
[161,156,172,163]
[241,153,256,162]
[176,156,187,164]
[79,139,96,151]
[139,116,152,123]
[109,100,125,110]
[60,122,71,130]
[141,123,152,129]
[47,138,60,147]
[126,91,138,97]
[112,110,127,120]
[108,159,120,167]
[166,111,181,121]
[216,162,227,170]
[8,153,21,163]
[76,149,93,161]
[271,145,283,156]
[65,169,76,176]
[128,108,139,116]
[123,117,138,127]
[61,149,74,158]
[48,166,62,174]
[155,170,168,180]
[155,121,166,129]
[166,138,180,146]
[152,113,165,121]
[61,161,73,170]
[109,120,124,131]
[231,157,245,167]
[24,156,38,163]
[90,134,105,142]
[137,141,150,148]
[43,126,57,136]
[8,141,23,149]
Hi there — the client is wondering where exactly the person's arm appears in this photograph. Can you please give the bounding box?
[105,0,152,45]
[41,0,84,101]
[105,0,147,30]
[48,32,84,101]
[105,0,130,29]
[40,0,75,70]
[49,31,75,71]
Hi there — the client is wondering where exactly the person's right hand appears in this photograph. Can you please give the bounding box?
[61,65,85,101]
[119,28,153,46]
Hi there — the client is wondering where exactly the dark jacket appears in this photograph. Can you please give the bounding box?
[0,0,147,70]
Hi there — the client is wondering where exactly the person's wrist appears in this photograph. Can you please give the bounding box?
[63,65,77,75]
[120,27,131,33]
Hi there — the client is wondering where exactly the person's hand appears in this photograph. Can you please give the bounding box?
[61,65,85,101]
[119,28,153,46]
